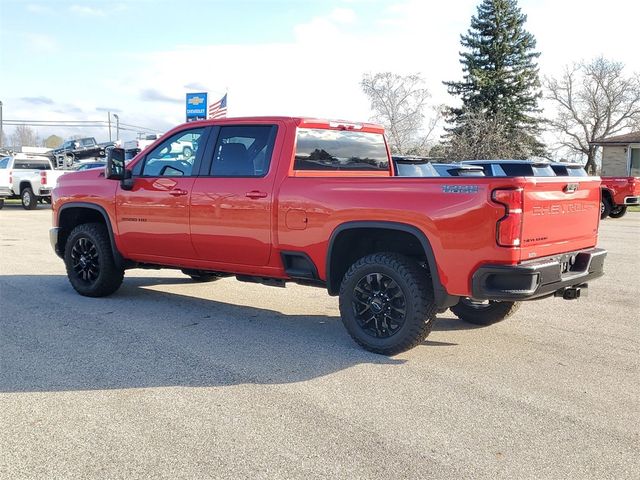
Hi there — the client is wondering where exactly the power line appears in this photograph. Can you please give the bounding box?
[4,119,164,133]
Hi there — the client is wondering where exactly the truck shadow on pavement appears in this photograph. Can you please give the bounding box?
[0,274,466,393]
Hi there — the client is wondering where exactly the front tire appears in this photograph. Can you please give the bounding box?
[339,253,436,355]
[609,206,627,218]
[450,298,520,326]
[64,223,124,297]
[21,188,38,210]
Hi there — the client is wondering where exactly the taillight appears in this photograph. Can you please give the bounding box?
[492,188,523,247]
[8,170,12,184]
[40,171,47,185]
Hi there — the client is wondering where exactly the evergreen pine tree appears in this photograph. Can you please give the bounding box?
[445,0,544,158]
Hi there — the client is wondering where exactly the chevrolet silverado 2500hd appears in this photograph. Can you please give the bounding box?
[50,117,606,354]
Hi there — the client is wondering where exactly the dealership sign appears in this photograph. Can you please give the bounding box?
[186,92,208,121]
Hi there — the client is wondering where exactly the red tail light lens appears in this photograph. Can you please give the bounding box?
[9,170,12,184]
[492,188,523,247]
[40,171,47,185]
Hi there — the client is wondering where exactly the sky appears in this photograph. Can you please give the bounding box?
[0,0,638,147]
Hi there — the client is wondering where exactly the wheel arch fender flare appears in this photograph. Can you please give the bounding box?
[58,202,127,269]
[325,220,458,308]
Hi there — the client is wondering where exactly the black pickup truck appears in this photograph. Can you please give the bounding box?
[49,137,114,165]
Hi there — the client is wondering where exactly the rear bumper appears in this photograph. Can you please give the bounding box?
[471,248,606,301]
[623,196,639,205]
[0,187,12,197]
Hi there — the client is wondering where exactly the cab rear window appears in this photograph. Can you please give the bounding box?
[14,161,51,170]
[294,128,389,171]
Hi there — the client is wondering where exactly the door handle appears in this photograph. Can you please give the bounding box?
[169,189,188,196]
[245,190,268,199]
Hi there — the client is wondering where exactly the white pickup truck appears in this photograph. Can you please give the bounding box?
[0,154,69,210]
[123,134,162,160]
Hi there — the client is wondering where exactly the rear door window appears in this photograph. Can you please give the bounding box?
[209,125,277,177]
[0,157,9,169]
[294,128,389,171]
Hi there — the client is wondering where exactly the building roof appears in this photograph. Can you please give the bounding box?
[590,131,640,146]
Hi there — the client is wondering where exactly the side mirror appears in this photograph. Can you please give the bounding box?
[106,147,125,180]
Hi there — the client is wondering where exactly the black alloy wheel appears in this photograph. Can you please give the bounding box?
[339,253,436,355]
[352,272,406,338]
[64,223,124,297]
[609,205,627,218]
[70,237,100,284]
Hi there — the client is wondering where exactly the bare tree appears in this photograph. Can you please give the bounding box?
[361,72,437,155]
[444,109,531,160]
[545,57,640,173]
[11,125,40,148]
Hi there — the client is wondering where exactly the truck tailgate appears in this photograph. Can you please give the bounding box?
[519,178,600,261]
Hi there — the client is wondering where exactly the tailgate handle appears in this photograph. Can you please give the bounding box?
[246,190,267,199]
[563,183,579,193]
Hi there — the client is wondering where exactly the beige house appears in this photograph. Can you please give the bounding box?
[591,131,640,177]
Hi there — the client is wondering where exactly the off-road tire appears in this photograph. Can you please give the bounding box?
[451,299,520,326]
[181,269,220,283]
[609,206,627,218]
[600,197,612,220]
[339,253,436,355]
[21,187,38,210]
[64,223,124,297]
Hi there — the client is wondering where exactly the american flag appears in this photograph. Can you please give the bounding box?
[208,93,227,119]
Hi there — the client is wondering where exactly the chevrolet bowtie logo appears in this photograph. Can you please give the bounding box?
[188,96,205,106]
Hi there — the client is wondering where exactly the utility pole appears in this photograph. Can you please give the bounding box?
[113,113,120,141]
[107,111,112,142]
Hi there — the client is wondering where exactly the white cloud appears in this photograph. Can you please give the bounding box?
[24,33,58,53]
[26,4,53,14]
[330,8,356,24]
[69,5,106,16]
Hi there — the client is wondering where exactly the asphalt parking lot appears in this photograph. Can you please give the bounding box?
[1,202,638,479]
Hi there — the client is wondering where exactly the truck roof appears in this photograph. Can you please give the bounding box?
[177,116,385,134]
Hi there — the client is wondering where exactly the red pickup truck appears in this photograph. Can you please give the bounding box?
[600,176,640,218]
[50,117,606,354]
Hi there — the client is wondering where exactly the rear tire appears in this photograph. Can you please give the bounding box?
[21,188,38,210]
[64,223,124,297]
[609,206,627,218]
[451,299,520,326]
[339,253,436,355]
[0,199,4,209]
[600,196,612,219]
